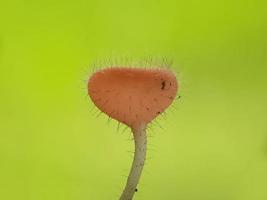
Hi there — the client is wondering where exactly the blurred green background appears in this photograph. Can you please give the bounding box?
[0,0,267,199]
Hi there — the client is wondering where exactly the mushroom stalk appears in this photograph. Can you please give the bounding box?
[119,125,147,200]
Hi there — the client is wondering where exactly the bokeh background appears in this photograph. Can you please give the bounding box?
[0,0,267,199]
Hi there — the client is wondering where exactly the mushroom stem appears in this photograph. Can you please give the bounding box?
[119,124,147,200]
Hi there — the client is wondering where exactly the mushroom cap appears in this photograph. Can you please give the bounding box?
[88,67,178,129]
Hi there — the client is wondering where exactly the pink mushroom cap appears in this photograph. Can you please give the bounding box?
[88,67,178,129]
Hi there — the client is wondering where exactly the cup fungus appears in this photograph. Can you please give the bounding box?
[88,66,178,200]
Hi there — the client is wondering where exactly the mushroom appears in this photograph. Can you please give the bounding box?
[88,67,178,200]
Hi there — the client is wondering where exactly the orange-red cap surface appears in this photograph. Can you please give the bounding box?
[88,67,178,129]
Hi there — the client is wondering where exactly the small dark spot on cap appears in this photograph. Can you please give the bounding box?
[161,81,166,90]
[135,189,138,192]
[157,111,161,114]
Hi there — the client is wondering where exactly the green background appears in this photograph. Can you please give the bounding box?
[0,0,267,199]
